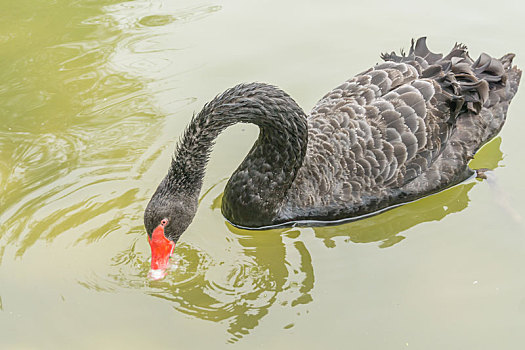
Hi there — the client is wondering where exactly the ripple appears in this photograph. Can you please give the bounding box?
[0,0,301,343]
[99,241,211,290]
[0,4,167,259]
[138,14,175,27]
[134,5,222,27]
[86,223,315,342]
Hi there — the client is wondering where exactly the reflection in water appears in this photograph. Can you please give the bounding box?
[99,226,314,342]
[314,182,476,248]
[80,133,505,343]
[137,5,221,28]
[0,0,158,258]
[91,137,504,342]
[0,1,213,259]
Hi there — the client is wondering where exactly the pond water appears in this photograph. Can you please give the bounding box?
[1,0,525,348]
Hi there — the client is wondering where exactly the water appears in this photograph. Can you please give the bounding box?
[1,0,525,348]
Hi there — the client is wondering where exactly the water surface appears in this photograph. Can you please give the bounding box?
[1,0,525,348]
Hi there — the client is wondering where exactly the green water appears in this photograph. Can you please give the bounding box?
[1,0,525,348]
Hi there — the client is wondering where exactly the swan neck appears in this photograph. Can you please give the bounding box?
[168,83,308,225]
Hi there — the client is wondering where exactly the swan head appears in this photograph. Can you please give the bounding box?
[143,179,198,278]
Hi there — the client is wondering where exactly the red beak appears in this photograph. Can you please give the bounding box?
[148,224,175,278]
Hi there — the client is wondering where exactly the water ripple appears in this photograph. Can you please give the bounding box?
[85,223,315,342]
[0,0,317,344]
[138,14,175,27]
[0,0,180,260]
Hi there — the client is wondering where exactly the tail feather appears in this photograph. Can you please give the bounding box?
[382,37,521,159]
[382,37,520,113]
[388,38,520,201]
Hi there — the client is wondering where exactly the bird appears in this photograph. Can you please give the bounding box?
[144,37,521,277]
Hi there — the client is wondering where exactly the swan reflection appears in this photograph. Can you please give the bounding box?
[100,226,313,342]
[84,136,503,342]
[314,181,476,248]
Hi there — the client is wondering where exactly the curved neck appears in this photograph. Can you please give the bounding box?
[168,83,308,226]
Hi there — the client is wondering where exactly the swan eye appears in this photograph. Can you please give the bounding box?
[160,218,169,226]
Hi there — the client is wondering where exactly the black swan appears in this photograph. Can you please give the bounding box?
[144,37,521,276]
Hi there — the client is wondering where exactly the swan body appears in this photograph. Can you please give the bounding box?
[144,38,521,264]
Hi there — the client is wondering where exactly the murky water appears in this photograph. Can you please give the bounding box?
[1,0,525,348]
